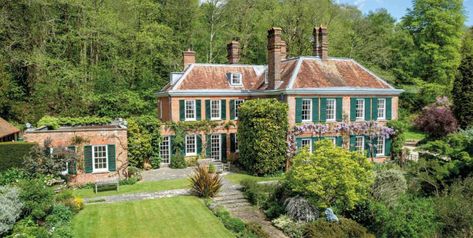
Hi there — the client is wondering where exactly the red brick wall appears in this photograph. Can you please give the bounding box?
[24,128,128,185]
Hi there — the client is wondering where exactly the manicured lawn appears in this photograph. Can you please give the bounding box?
[405,126,427,141]
[72,179,190,198]
[72,196,234,238]
[225,172,283,184]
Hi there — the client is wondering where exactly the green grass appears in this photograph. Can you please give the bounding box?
[225,172,283,184]
[405,126,427,141]
[72,196,234,238]
[72,179,190,198]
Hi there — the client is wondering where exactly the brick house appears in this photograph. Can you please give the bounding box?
[24,122,128,184]
[156,26,403,165]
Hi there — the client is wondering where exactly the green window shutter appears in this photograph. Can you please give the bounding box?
[336,97,343,122]
[179,100,185,121]
[107,144,116,172]
[336,136,343,147]
[67,146,77,175]
[350,135,356,151]
[230,133,236,153]
[230,100,235,120]
[350,98,357,121]
[296,138,302,150]
[197,135,202,155]
[221,99,226,120]
[206,135,211,158]
[373,137,379,156]
[385,138,392,157]
[364,136,371,157]
[295,98,302,123]
[312,98,319,122]
[205,100,211,120]
[386,97,392,120]
[84,145,93,173]
[196,100,202,120]
[320,98,327,122]
[312,137,319,150]
[372,98,378,121]
[221,134,227,162]
[364,98,371,121]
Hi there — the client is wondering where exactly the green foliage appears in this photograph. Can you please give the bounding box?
[272,215,303,238]
[387,120,407,163]
[189,165,223,198]
[7,217,49,238]
[45,205,74,229]
[244,222,269,238]
[0,168,29,186]
[303,218,374,238]
[371,169,407,205]
[0,142,36,172]
[213,207,246,233]
[208,164,216,173]
[170,154,187,169]
[18,179,54,221]
[37,116,112,130]
[127,116,161,168]
[240,179,275,208]
[286,140,374,211]
[23,143,76,177]
[90,91,148,118]
[0,186,23,236]
[453,29,473,129]
[238,99,288,175]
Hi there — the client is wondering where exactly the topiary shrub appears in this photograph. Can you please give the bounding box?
[303,218,373,238]
[238,99,288,175]
[0,186,23,236]
[284,196,319,222]
[371,169,407,205]
[189,165,223,198]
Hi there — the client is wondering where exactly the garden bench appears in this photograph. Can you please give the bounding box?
[95,177,119,193]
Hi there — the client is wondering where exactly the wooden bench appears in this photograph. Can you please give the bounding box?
[95,177,119,193]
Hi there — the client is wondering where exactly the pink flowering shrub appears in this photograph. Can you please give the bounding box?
[415,97,458,138]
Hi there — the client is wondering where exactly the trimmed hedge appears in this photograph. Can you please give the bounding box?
[0,142,36,171]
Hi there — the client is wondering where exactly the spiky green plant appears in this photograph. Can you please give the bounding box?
[189,165,223,198]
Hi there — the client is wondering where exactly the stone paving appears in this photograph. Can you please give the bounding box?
[141,167,194,181]
[84,188,190,204]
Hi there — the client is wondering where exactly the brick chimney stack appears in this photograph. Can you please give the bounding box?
[280,40,287,61]
[227,40,240,64]
[267,27,282,90]
[317,26,328,60]
[312,27,319,57]
[182,49,196,70]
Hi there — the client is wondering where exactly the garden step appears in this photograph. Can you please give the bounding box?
[213,196,246,203]
[214,198,249,206]
[219,201,252,209]
[214,192,245,199]
[226,206,255,213]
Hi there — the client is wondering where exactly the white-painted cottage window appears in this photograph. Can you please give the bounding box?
[356,99,365,120]
[211,100,221,120]
[301,99,312,122]
[377,98,386,120]
[185,135,197,156]
[93,145,108,173]
[160,136,170,164]
[230,73,242,85]
[355,136,364,153]
[234,99,244,119]
[301,138,312,152]
[185,100,196,121]
[376,137,385,156]
[326,99,336,121]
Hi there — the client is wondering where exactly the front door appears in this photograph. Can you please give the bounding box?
[210,134,221,161]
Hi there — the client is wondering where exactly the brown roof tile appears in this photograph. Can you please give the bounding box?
[0,117,20,138]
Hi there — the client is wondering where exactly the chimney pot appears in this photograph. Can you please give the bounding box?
[182,49,195,70]
[267,27,282,90]
[227,40,240,64]
[312,27,319,57]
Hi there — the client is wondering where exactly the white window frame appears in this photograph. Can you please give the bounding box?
[356,99,365,121]
[301,99,312,122]
[160,136,171,164]
[300,138,312,152]
[329,137,337,145]
[230,73,243,86]
[92,145,108,173]
[355,136,364,153]
[210,134,221,161]
[210,100,221,120]
[234,99,244,120]
[326,99,336,122]
[377,98,386,120]
[185,100,196,121]
[185,135,197,156]
[376,137,385,157]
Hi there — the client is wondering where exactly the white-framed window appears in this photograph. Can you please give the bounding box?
[301,99,312,122]
[160,136,171,164]
[93,145,108,173]
[376,137,385,156]
[210,134,221,161]
[356,99,365,120]
[301,138,312,152]
[234,99,244,119]
[326,99,336,121]
[355,136,364,153]
[377,98,386,120]
[185,100,196,121]
[211,100,221,120]
[230,73,242,85]
[185,135,197,156]
[329,137,337,145]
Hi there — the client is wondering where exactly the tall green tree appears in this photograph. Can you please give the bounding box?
[453,28,473,128]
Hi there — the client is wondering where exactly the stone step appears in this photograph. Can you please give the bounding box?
[214,196,246,203]
[215,191,243,197]
[215,199,249,206]
[220,201,252,209]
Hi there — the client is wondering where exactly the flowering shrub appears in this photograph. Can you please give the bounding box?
[415,97,458,138]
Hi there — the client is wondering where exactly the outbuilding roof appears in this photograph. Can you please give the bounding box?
[0,117,20,138]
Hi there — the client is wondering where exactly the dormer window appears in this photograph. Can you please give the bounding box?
[228,72,242,86]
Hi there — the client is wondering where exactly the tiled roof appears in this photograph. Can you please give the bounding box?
[0,117,20,138]
[161,56,395,94]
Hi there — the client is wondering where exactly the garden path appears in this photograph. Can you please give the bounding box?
[213,178,289,238]
[84,188,190,204]
[141,167,194,181]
